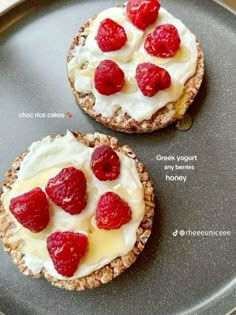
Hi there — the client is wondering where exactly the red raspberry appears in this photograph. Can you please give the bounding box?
[94,60,124,95]
[90,145,120,181]
[9,187,49,233]
[144,24,181,57]
[47,231,88,277]
[95,18,127,52]
[95,192,132,230]
[45,167,87,215]
[135,62,171,97]
[126,0,160,30]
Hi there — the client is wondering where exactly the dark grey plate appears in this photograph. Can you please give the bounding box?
[0,1,235,314]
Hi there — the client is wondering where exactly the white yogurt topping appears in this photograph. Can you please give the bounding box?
[68,6,198,121]
[1,131,145,280]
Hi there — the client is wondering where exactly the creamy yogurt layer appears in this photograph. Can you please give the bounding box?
[68,6,198,121]
[1,131,145,280]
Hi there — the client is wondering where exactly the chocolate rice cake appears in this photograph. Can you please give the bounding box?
[0,131,155,290]
[67,5,204,133]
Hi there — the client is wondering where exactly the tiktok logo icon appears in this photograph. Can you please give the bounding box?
[173,229,178,237]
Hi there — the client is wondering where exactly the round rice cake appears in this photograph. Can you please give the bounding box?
[67,2,204,133]
[0,131,154,290]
